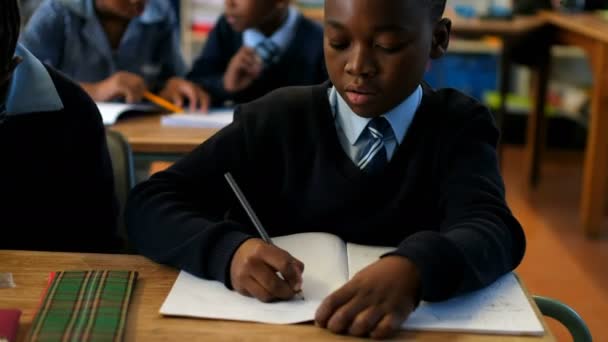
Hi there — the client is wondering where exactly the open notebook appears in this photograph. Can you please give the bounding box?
[161,109,234,128]
[160,232,544,336]
[96,102,159,125]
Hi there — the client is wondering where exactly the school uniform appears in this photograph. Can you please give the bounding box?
[20,0,185,91]
[187,7,327,106]
[126,82,526,302]
[0,45,120,252]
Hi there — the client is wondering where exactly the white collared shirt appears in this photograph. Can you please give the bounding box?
[328,85,422,163]
[5,44,63,116]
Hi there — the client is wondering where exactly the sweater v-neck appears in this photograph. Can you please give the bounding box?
[311,82,434,184]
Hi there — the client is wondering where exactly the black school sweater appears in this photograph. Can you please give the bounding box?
[126,82,525,301]
[0,66,120,252]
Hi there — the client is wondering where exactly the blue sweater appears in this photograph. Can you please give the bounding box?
[187,15,327,106]
[126,82,525,302]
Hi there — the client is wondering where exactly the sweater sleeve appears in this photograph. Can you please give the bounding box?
[186,16,233,106]
[125,110,255,286]
[390,105,525,302]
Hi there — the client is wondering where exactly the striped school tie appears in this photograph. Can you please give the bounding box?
[358,117,392,173]
[255,39,281,67]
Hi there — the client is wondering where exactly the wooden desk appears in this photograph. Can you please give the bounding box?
[0,250,554,341]
[110,115,219,155]
[450,16,545,37]
[527,12,608,237]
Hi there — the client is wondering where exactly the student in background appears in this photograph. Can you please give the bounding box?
[1,0,120,252]
[21,0,208,111]
[187,0,327,106]
[126,0,525,338]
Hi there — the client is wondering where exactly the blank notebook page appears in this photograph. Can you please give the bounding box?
[160,233,348,324]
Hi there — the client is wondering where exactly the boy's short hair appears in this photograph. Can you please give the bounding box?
[0,0,20,69]
[427,0,447,20]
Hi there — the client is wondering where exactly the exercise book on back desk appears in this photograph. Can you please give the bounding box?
[96,102,159,125]
[161,109,234,128]
[160,232,544,336]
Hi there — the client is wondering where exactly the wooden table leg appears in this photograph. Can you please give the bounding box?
[580,42,608,237]
[524,52,551,188]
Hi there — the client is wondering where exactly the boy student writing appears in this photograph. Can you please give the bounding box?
[187,0,327,106]
[1,0,120,252]
[21,0,209,111]
[126,0,526,338]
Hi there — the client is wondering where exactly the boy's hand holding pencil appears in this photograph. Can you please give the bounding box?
[158,77,210,113]
[230,238,305,302]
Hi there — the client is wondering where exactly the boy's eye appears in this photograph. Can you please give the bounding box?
[374,43,405,53]
[329,41,349,50]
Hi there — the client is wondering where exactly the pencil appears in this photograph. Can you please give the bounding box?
[224,172,305,301]
[143,91,184,113]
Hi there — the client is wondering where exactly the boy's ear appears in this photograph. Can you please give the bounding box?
[430,18,451,59]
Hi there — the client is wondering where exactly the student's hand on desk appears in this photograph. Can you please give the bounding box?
[315,256,421,339]
[230,238,304,302]
[95,71,147,103]
[159,77,210,112]
[223,47,263,93]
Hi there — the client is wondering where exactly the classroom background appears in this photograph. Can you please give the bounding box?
[11,0,608,341]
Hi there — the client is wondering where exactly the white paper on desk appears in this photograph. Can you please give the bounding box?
[161,109,234,128]
[160,233,348,324]
[161,233,544,335]
[96,102,157,125]
[346,244,543,335]
[405,273,544,335]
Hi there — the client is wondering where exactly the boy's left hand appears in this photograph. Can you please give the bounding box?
[315,256,421,339]
[160,77,210,112]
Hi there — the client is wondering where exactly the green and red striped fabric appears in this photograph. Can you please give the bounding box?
[28,271,138,342]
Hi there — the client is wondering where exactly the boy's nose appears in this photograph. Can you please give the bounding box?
[345,44,377,78]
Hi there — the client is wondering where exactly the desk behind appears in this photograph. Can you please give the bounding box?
[0,250,554,341]
[110,115,219,155]
[450,15,545,37]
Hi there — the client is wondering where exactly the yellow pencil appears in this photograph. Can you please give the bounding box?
[143,91,184,113]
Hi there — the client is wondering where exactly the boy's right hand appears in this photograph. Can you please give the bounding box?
[92,71,147,103]
[223,47,263,93]
[230,238,304,302]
